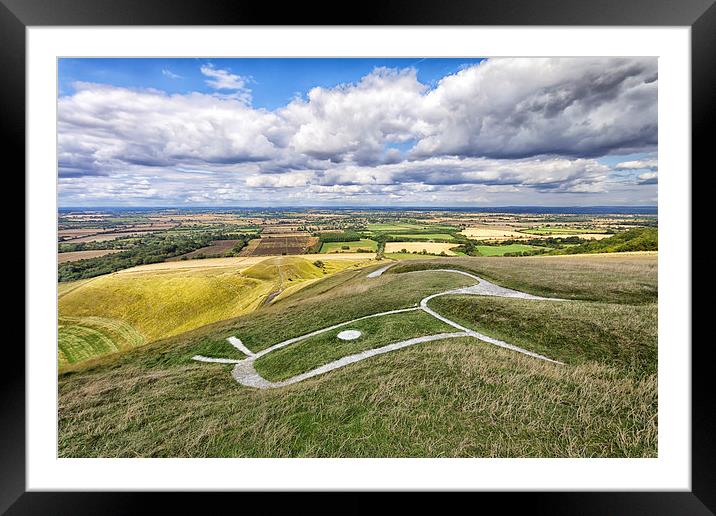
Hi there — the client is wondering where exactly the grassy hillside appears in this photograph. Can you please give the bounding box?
[58,256,371,368]
[58,316,145,366]
[553,227,657,254]
[388,253,657,304]
[58,254,657,457]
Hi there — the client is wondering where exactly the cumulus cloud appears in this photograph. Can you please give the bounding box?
[615,159,658,170]
[58,58,658,205]
[200,64,252,103]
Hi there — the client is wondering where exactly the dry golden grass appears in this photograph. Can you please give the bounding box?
[460,227,530,240]
[385,242,459,255]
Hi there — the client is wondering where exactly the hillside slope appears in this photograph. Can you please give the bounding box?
[58,256,372,367]
[59,254,657,458]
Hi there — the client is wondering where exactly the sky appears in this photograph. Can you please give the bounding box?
[58,57,658,207]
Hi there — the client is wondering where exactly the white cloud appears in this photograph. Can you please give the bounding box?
[58,58,658,206]
[200,64,252,103]
[615,159,658,170]
[637,171,658,184]
[162,69,181,79]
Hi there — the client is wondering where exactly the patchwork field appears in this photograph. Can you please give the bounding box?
[58,249,122,263]
[384,242,458,255]
[59,253,657,457]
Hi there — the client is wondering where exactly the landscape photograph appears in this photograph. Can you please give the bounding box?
[57,57,658,458]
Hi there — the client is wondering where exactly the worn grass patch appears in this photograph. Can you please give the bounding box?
[255,309,454,381]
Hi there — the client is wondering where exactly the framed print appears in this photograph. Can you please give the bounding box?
[5,0,714,512]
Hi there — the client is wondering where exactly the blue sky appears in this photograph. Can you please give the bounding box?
[57,57,658,207]
[59,58,486,109]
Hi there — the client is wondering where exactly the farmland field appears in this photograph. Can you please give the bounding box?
[386,233,456,241]
[520,226,609,235]
[58,249,122,263]
[384,242,458,255]
[460,227,532,240]
[474,244,544,256]
[239,236,318,256]
[320,239,377,253]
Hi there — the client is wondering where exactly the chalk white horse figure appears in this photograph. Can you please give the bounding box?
[193,265,565,389]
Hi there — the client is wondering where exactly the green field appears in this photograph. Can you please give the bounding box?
[367,223,457,232]
[386,233,456,241]
[320,239,377,253]
[520,226,607,235]
[58,254,657,457]
[475,244,543,256]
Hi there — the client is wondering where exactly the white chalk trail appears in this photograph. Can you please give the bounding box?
[194,266,566,388]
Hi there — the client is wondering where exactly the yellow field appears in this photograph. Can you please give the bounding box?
[460,227,530,240]
[58,250,122,263]
[461,227,612,241]
[117,253,375,275]
[58,256,375,364]
[384,242,459,255]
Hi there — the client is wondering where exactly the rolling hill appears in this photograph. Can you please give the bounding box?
[58,253,657,458]
[57,255,373,368]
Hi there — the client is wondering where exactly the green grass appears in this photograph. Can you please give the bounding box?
[58,316,145,367]
[255,309,453,381]
[58,338,656,457]
[388,254,657,304]
[320,239,377,253]
[474,244,543,256]
[57,253,657,458]
[386,233,455,241]
[551,227,657,255]
[431,296,657,377]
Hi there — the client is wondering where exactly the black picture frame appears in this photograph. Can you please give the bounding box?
[4,0,713,513]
